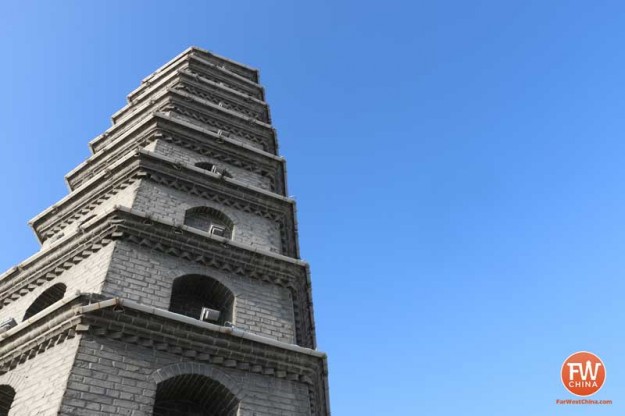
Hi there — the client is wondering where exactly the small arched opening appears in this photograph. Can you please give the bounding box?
[23,283,67,321]
[0,385,16,416]
[195,162,233,179]
[184,207,234,239]
[169,275,234,325]
[195,162,216,172]
[153,373,240,416]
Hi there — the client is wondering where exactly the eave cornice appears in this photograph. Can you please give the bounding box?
[32,149,297,257]
[113,68,270,125]
[0,217,118,308]
[4,207,315,348]
[184,46,260,82]
[0,294,329,416]
[91,87,276,154]
[68,113,285,192]
[129,48,263,103]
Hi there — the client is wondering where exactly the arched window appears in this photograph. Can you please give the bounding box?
[184,207,234,239]
[153,374,239,416]
[195,162,233,179]
[0,385,15,416]
[195,162,216,172]
[169,275,234,325]
[23,283,66,321]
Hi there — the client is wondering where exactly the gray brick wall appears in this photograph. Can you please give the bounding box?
[101,241,296,343]
[0,49,327,416]
[168,112,266,152]
[0,337,80,415]
[0,244,115,325]
[41,182,139,248]
[60,336,311,416]
[132,180,282,253]
[151,139,273,191]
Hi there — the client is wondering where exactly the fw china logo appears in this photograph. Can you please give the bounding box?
[560,351,606,396]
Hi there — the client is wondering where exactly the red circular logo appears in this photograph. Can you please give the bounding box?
[561,351,606,396]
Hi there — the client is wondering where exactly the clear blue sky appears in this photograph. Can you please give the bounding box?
[1,1,625,414]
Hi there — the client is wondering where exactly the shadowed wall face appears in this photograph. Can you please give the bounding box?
[169,274,234,325]
[23,283,66,321]
[0,385,15,416]
[153,374,239,416]
[184,207,234,239]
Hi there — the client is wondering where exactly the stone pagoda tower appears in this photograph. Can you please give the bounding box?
[0,47,330,415]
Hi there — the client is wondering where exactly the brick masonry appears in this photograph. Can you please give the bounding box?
[132,180,283,253]
[0,337,80,415]
[101,241,296,343]
[61,336,311,416]
[0,244,115,324]
[0,47,329,415]
[40,183,140,248]
[150,140,273,191]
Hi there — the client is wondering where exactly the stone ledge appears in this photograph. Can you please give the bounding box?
[91,85,276,154]
[32,148,296,257]
[66,113,285,193]
[0,293,329,416]
[134,48,262,96]
[113,68,270,125]
[2,207,315,349]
